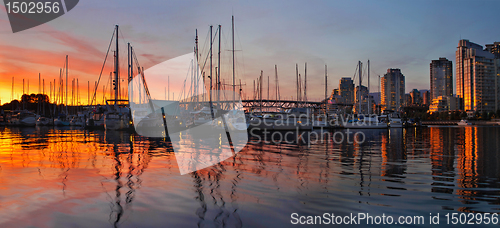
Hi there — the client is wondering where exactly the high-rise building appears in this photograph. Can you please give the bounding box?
[456,39,497,113]
[354,85,369,114]
[329,89,342,104]
[410,89,422,105]
[404,94,412,106]
[430,58,453,101]
[486,42,500,111]
[485,42,500,59]
[422,91,430,105]
[429,96,460,113]
[339,77,354,104]
[381,69,405,111]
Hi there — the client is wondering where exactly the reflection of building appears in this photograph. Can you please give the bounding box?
[380,128,406,177]
[429,127,455,194]
[339,77,354,104]
[430,58,453,101]
[456,39,497,112]
[381,69,405,111]
[456,127,500,201]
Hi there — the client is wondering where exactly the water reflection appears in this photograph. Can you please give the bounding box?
[0,126,499,227]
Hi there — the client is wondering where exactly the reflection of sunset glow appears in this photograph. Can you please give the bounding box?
[0,127,499,226]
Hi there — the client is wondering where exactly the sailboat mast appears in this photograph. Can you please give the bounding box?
[76,79,79,107]
[11,77,14,102]
[296,64,298,107]
[130,46,134,99]
[209,25,214,119]
[218,24,221,107]
[195,29,199,104]
[232,16,235,105]
[358,61,362,114]
[304,62,307,102]
[325,65,327,116]
[114,25,119,102]
[260,70,263,111]
[368,59,370,114]
[275,65,278,101]
[65,55,68,114]
[128,43,131,82]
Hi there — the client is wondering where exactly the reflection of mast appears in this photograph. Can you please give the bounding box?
[106,132,150,228]
[191,172,207,226]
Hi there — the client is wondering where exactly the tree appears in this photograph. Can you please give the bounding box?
[481,111,488,120]
[21,94,49,103]
[489,111,496,119]
[460,111,467,119]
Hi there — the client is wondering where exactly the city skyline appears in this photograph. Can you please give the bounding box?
[1,0,500,104]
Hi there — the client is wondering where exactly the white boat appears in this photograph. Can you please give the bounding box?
[54,115,70,126]
[36,117,50,126]
[248,108,313,131]
[104,105,131,130]
[343,116,388,129]
[191,107,214,125]
[381,111,403,128]
[226,115,248,131]
[457,119,472,126]
[388,117,403,128]
[69,114,85,126]
[10,111,37,126]
[313,115,329,128]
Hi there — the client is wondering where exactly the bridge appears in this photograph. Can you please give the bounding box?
[179,99,353,111]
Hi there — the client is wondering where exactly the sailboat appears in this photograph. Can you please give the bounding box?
[10,110,37,126]
[343,60,387,129]
[104,25,132,131]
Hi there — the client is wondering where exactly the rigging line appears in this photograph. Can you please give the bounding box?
[117,29,130,82]
[234,25,246,91]
[91,27,116,106]
[197,29,210,72]
[131,48,151,99]
[177,59,193,101]
[352,63,359,83]
[199,27,219,74]
[363,63,368,79]
[198,29,210,63]
[118,27,128,48]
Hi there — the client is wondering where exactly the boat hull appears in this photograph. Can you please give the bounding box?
[343,123,388,129]
[21,117,36,126]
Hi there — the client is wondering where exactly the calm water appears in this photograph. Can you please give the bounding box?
[0,126,499,227]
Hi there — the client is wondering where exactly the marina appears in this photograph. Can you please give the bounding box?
[1,1,500,227]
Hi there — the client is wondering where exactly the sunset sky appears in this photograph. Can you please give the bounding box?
[1,0,499,105]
